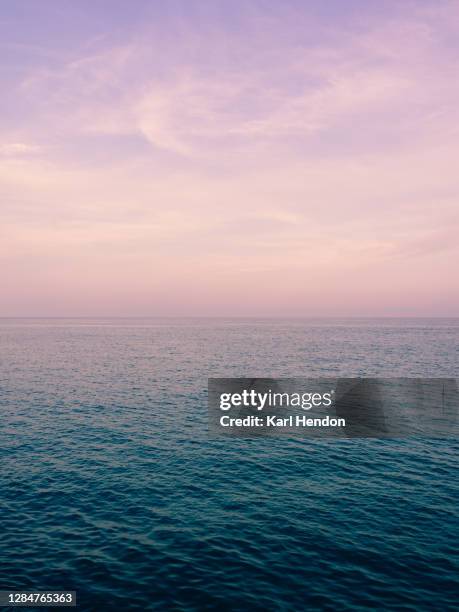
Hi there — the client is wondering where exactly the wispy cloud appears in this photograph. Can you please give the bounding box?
[1,0,458,315]
[0,142,42,157]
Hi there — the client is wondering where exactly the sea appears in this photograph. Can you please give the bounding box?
[0,318,457,611]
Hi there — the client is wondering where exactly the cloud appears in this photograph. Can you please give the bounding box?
[0,142,41,157]
[9,1,459,162]
[1,0,459,314]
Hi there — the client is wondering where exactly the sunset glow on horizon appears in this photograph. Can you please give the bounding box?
[1,0,459,316]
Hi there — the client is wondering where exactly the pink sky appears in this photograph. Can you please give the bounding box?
[1,1,458,316]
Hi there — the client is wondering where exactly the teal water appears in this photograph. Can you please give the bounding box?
[0,318,458,610]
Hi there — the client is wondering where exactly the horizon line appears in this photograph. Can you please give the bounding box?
[0,316,458,320]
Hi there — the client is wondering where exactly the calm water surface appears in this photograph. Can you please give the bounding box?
[0,319,458,610]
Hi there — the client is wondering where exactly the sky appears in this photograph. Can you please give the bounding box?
[1,0,458,316]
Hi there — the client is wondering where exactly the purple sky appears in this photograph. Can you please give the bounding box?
[1,0,458,316]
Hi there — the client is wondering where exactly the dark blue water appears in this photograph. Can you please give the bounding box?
[0,319,458,610]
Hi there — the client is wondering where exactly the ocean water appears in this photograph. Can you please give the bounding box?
[0,318,458,611]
